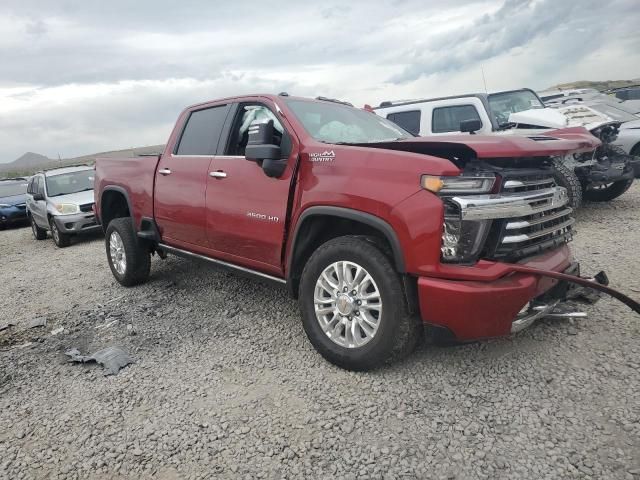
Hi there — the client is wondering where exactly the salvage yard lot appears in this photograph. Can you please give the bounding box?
[1,188,640,479]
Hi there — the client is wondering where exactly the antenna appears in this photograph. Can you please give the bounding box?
[481,66,488,93]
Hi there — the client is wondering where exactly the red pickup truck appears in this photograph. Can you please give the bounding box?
[94,94,635,370]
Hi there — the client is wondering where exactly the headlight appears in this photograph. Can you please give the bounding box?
[54,203,80,215]
[422,174,496,263]
[0,203,10,208]
[421,174,495,194]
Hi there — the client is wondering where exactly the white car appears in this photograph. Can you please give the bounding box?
[538,89,640,159]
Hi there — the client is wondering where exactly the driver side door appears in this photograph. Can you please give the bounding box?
[205,101,297,275]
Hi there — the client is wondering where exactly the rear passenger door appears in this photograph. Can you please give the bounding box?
[154,103,231,247]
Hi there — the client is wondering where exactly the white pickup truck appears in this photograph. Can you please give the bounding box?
[375,88,639,207]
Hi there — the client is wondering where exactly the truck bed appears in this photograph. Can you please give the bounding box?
[94,155,160,229]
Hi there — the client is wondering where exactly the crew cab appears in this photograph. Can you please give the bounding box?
[94,94,636,370]
[375,88,639,207]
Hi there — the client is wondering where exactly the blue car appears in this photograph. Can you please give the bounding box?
[0,177,29,228]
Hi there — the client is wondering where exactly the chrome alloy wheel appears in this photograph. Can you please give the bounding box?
[109,231,127,275]
[313,261,382,348]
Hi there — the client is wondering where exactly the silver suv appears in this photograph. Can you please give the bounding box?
[26,165,101,247]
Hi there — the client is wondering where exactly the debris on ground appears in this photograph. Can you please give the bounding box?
[50,327,64,336]
[65,346,133,375]
[28,317,47,328]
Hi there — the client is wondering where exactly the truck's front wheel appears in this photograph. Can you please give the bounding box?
[299,236,421,371]
[105,217,151,287]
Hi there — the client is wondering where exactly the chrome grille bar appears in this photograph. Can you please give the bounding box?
[503,177,555,189]
[505,207,573,230]
[501,217,575,244]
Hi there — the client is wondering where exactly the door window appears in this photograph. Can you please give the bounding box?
[175,105,229,155]
[386,110,421,135]
[432,105,482,133]
[225,104,291,157]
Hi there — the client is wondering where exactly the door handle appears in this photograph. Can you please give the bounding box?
[209,171,227,179]
[158,168,172,176]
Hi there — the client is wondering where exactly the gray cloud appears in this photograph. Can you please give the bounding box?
[0,0,638,162]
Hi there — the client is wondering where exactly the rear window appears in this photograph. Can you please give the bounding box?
[176,105,229,155]
[386,110,421,135]
[432,105,482,133]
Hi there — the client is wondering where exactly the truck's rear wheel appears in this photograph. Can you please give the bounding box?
[552,157,582,209]
[583,179,634,202]
[105,217,151,286]
[299,236,421,371]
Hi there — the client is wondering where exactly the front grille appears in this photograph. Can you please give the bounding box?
[79,203,94,213]
[484,172,574,262]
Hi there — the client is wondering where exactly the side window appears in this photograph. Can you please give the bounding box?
[225,104,291,158]
[176,105,229,156]
[37,176,45,195]
[386,110,421,135]
[432,105,482,133]
[27,178,34,194]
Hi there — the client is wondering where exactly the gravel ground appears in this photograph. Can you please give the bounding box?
[1,186,640,480]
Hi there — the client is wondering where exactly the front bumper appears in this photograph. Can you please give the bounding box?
[0,206,28,226]
[417,247,574,340]
[52,212,101,234]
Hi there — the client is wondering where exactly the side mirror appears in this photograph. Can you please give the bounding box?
[460,119,482,134]
[33,192,44,201]
[245,120,286,178]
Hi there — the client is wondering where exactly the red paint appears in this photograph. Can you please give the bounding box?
[94,95,605,342]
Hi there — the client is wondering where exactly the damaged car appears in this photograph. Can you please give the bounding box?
[375,88,640,207]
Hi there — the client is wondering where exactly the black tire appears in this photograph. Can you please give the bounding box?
[551,157,582,209]
[583,178,634,202]
[105,217,151,287]
[30,215,47,240]
[299,236,421,371]
[49,217,71,247]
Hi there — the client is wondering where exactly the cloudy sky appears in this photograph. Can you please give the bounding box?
[0,0,638,162]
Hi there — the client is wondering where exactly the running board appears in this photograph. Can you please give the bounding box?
[157,244,286,285]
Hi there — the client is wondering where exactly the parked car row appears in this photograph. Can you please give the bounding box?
[3,92,639,371]
[0,165,100,247]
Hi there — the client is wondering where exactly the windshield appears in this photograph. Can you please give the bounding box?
[285,99,413,144]
[0,182,27,198]
[46,170,94,197]
[488,90,544,126]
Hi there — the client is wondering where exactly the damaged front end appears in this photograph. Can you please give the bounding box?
[509,263,640,333]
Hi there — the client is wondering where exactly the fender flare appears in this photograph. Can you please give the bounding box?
[286,206,406,275]
[100,185,134,226]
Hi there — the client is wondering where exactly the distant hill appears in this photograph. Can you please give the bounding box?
[547,78,640,92]
[0,145,165,176]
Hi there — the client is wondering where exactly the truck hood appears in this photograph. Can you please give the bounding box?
[509,106,615,131]
[49,189,95,205]
[352,129,600,160]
